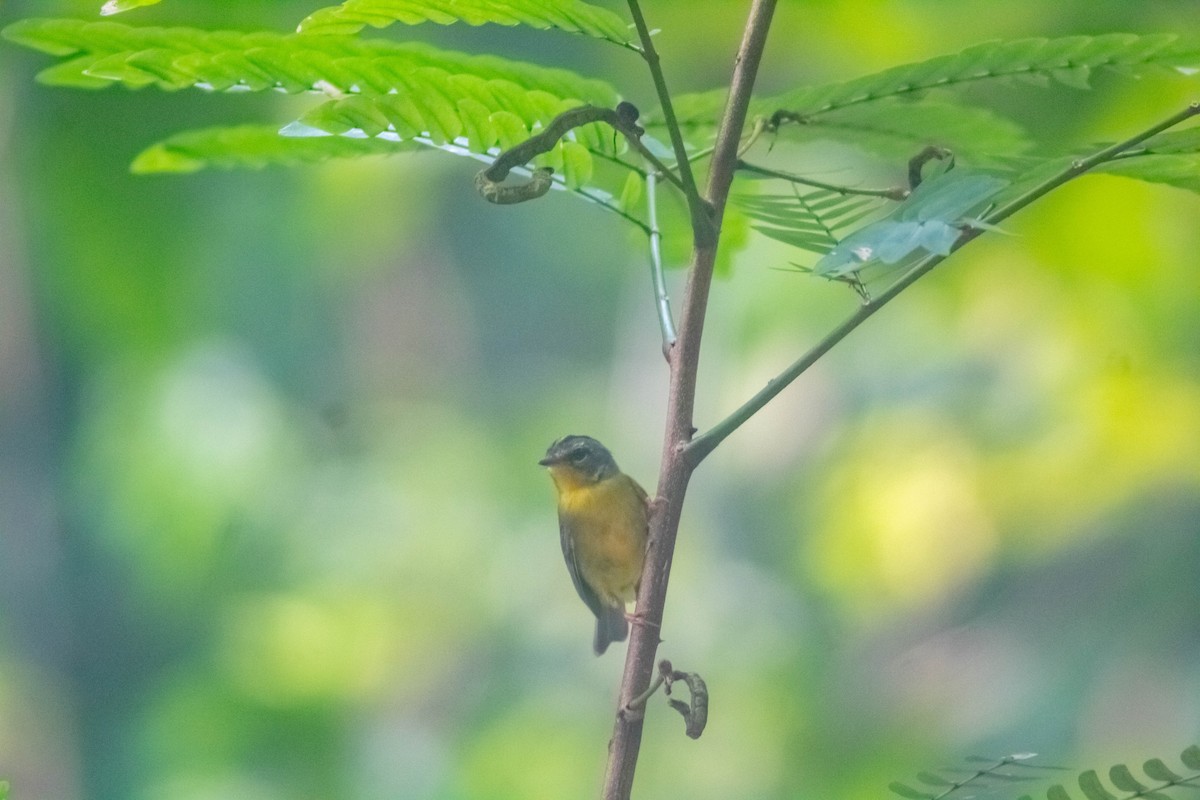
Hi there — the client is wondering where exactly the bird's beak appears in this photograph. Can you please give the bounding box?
[538,455,554,467]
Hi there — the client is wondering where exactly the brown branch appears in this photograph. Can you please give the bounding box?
[601,1,778,798]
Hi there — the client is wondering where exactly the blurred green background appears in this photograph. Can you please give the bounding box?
[1,1,1198,799]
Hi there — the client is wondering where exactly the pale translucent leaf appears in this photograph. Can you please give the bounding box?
[100,0,163,16]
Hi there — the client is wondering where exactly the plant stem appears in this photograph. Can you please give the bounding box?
[572,183,652,235]
[646,171,677,355]
[626,0,716,246]
[737,158,910,199]
[689,100,1200,463]
[987,101,1200,222]
[626,138,688,193]
[602,2,777,798]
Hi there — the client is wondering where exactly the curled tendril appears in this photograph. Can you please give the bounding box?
[475,103,644,205]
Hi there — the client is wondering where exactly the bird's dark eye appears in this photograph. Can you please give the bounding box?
[569,448,588,463]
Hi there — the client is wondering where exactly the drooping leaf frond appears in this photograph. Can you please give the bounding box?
[667,34,1200,129]
[813,170,1008,277]
[889,752,1057,800]
[3,17,632,194]
[660,35,1200,210]
[101,0,163,15]
[296,0,635,49]
[1,19,619,102]
[131,124,417,173]
[1016,745,1200,800]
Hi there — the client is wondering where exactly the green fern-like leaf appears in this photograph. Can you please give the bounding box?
[297,0,635,48]
[736,188,885,256]
[282,96,613,189]
[2,18,626,187]
[0,19,618,102]
[2,15,655,225]
[1021,746,1200,800]
[890,753,1052,800]
[130,124,415,173]
[664,34,1200,171]
[668,34,1200,129]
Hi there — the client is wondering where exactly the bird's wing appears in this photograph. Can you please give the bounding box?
[559,513,607,621]
[629,475,649,508]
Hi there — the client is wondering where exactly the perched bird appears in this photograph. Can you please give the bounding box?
[539,435,649,655]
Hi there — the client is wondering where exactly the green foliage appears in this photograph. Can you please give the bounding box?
[737,169,1009,287]
[1,19,618,100]
[736,188,885,256]
[890,748,1200,800]
[766,98,1034,166]
[687,33,1200,279]
[671,34,1200,128]
[1016,746,1200,800]
[0,780,7,800]
[992,126,1200,210]
[297,0,635,47]
[889,752,1056,800]
[667,34,1200,248]
[2,17,629,191]
[813,170,1008,277]
[130,124,417,173]
[4,12,1200,269]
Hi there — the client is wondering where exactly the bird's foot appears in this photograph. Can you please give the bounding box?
[625,610,660,630]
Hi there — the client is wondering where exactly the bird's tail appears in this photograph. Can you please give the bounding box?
[593,606,629,656]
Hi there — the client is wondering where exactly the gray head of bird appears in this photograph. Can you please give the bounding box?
[538,435,620,483]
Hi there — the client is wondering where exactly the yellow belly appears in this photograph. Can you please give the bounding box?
[557,474,648,607]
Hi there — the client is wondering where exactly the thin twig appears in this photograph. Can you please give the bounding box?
[737,116,768,158]
[987,102,1200,222]
[626,0,716,246]
[646,171,677,355]
[626,137,688,193]
[687,101,1200,464]
[738,159,910,199]
[572,183,651,235]
[602,2,778,799]
[667,117,764,173]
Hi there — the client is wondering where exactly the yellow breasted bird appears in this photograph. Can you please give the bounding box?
[539,435,649,655]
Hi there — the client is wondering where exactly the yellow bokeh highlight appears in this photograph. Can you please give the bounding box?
[460,703,601,800]
[220,593,395,706]
[809,416,998,614]
[989,367,1200,547]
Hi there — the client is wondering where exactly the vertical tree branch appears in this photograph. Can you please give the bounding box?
[602,2,778,798]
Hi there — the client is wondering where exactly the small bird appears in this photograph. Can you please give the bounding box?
[539,435,649,655]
